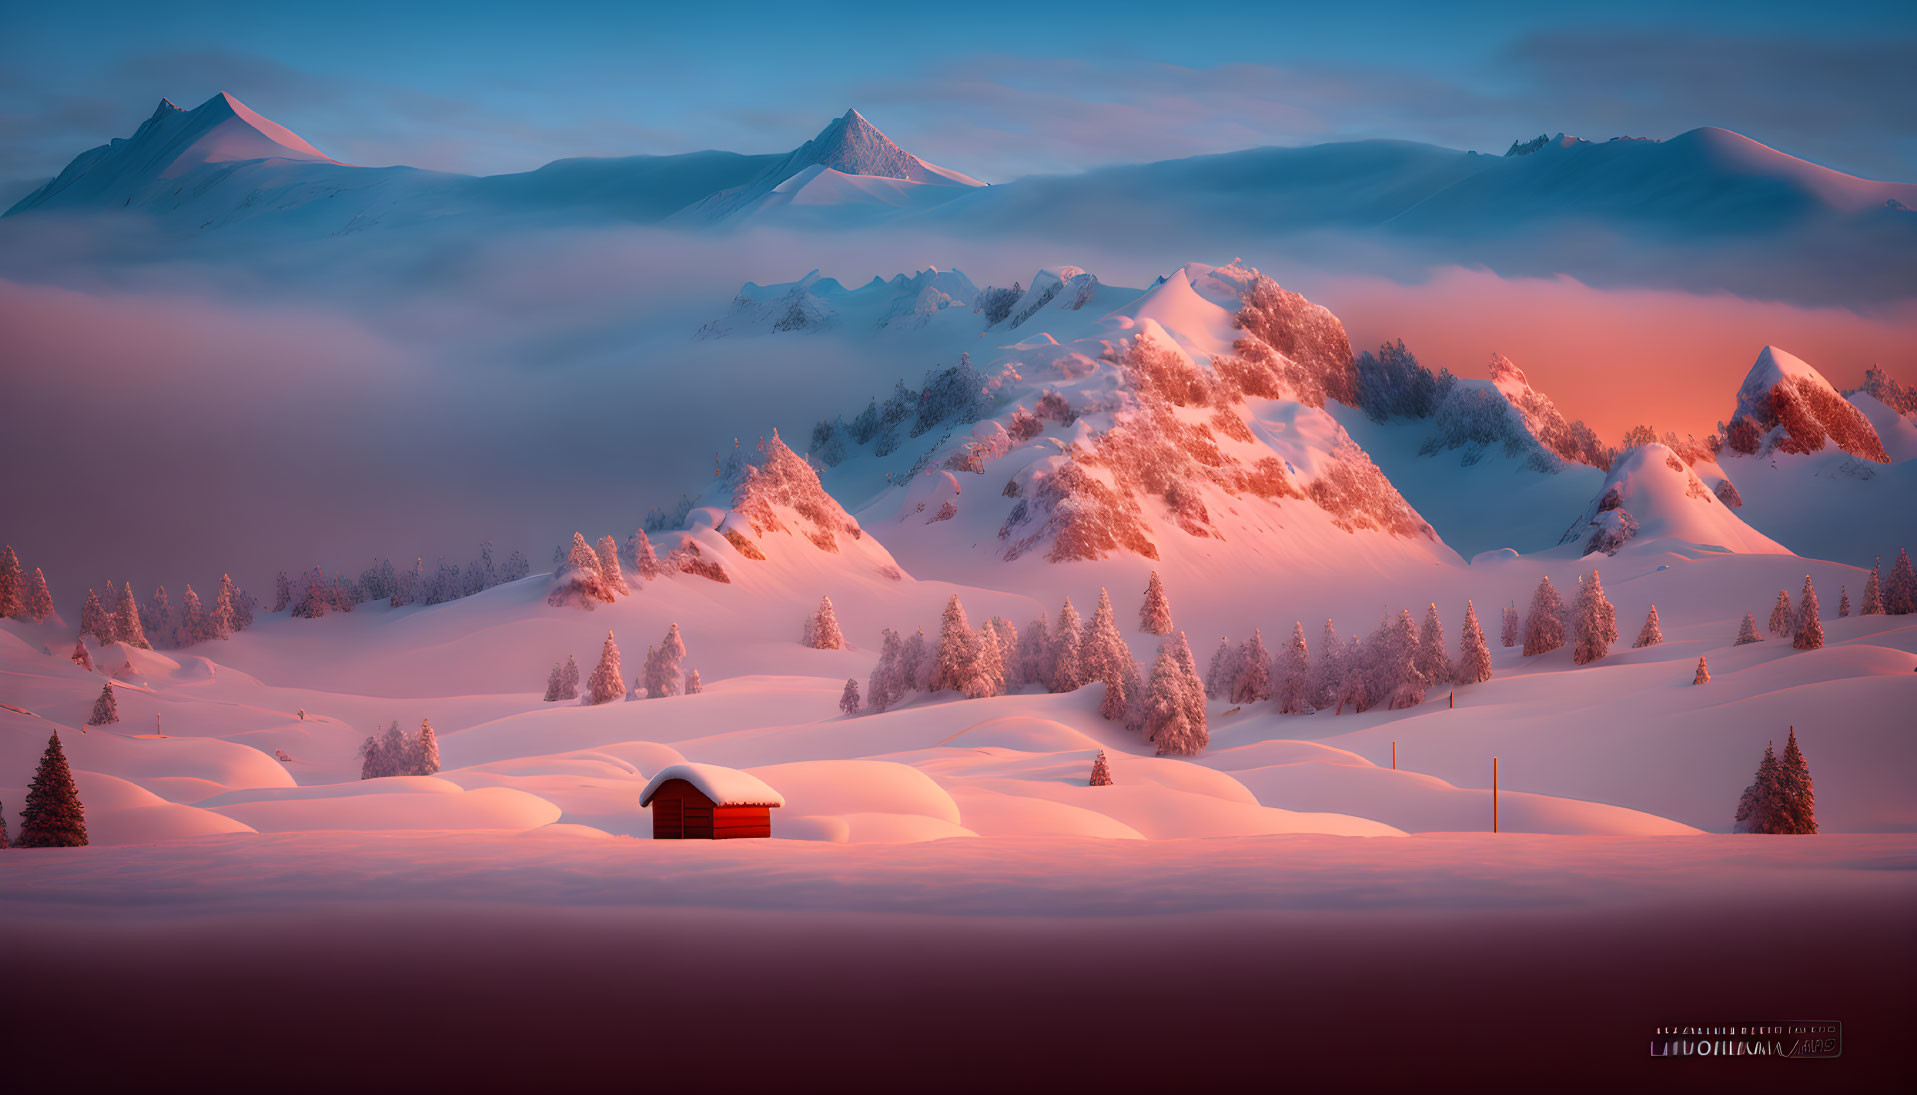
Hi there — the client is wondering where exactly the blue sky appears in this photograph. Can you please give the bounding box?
[3,0,1914,197]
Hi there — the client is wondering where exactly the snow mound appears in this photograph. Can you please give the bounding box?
[209,785,561,833]
[745,760,960,824]
[640,762,785,807]
[1559,443,1788,555]
[1725,346,1889,463]
[940,715,1100,752]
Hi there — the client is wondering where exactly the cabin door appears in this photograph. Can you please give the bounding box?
[658,797,681,838]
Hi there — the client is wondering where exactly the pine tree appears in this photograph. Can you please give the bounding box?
[1338,634,1369,713]
[141,586,171,647]
[1138,571,1174,634]
[930,595,980,694]
[24,568,54,622]
[177,586,207,647]
[359,733,385,780]
[1015,613,1051,687]
[975,621,1009,698]
[1774,727,1817,834]
[1693,656,1710,685]
[644,623,687,698]
[684,669,702,694]
[273,570,293,613]
[411,719,440,776]
[79,588,110,644]
[1278,622,1313,713]
[381,721,407,775]
[0,545,20,618]
[1793,575,1823,650]
[1143,636,1207,756]
[905,628,933,692]
[595,535,630,595]
[1081,590,1141,721]
[16,733,86,847]
[628,530,662,580]
[86,683,118,726]
[1415,603,1451,684]
[1311,620,1342,709]
[1735,612,1762,645]
[549,533,614,608]
[586,630,626,704]
[1455,601,1493,685]
[1571,571,1617,665]
[1861,559,1884,615]
[1522,577,1566,656]
[867,629,906,713]
[1204,635,1234,700]
[803,595,845,650]
[1767,589,1795,638]
[1049,597,1085,693]
[840,678,861,716]
[560,654,581,700]
[543,662,564,702]
[1734,742,1780,834]
[1380,609,1427,710]
[1633,605,1663,648]
[1838,586,1850,618]
[114,582,150,649]
[71,638,93,671]
[1499,604,1519,649]
[1888,548,1917,615]
[1230,628,1272,705]
[1088,749,1113,786]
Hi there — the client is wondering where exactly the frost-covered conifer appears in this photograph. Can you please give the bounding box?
[140,586,170,646]
[1693,656,1710,685]
[412,719,440,776]
[359,733,385,779]
[1767,589,1796,638]
[1278,622,1313,713]
[930,595,979,695]
[1138,570,1174,634]
[17,733,86,847]
[840,678,861,716]
[866,628,905,713]
[1861,559,1884,615]
[1793,575,1823,650]
[1379,609,1427,710]
[1456,601,1492,685]
[86,683,118,726]
[1142,642,1195,753]
[1774,727,1816,834]
[1734,742,1780,833]
[1015,612,1051,687]
[71,638,93,672]
[549,533,615,609]
[79,589,110,644]
[24,568,54,622]
[176,586,206,647]
[1311,621,1342,709]
[1888,548,1917,615]
[380,721,407,774]
[684,669,702,694]
[273,570,292,613]
[1571,571,1617,665]
[1416,604,1451,684]
[1338,634,1369,712]
[989,618,1018,679]
[561,654,581,700]
[595,536,629,596]
[0,545,20,617]
[1082,590,1141,721]
[209,574,239,639]
[803,595,846,650]
[1633,605,1662,648]
[1050,601,1085,693]
[114,582,149,649]
[392,559,421,607]
[1735,612,1761,645]
[643,623,687,698]
[972,622,1006,698]
[586,631,626,704]
[1230,628,1272,705]
[627,530,661,580]
[905,627,933,692]
[1204,635,1235,700]
[1088,749,1113,786]
[543,662,564,702]
[503,550,530,583]
[1838,586,1850,618]
[1499,604,1519,649]
[1522,577,1565,656]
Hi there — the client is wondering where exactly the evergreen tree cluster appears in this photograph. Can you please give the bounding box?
[548,527,669,608]
[358,720,441,780]
[275,542,527,619]
[1733,728,1816,834]
[0,545,56,624]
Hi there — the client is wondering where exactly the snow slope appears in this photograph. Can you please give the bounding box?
[1558,443,1788,556]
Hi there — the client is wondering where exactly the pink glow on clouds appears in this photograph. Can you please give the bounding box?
[1316,267,1917,439]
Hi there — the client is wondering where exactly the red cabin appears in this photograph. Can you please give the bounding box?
[640,763,784,839]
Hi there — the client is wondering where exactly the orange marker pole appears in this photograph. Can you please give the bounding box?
[1493,757,1499,834]
[1391,741,1396,770]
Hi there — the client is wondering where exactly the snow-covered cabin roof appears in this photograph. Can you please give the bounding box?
[640,763,785,808]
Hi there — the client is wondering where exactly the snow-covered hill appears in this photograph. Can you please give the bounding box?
[1558,442,1788,556]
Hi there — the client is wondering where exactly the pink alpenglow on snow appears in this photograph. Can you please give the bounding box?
[640,764,787,809]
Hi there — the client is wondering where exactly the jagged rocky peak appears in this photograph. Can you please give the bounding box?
[1725,346,1888,463]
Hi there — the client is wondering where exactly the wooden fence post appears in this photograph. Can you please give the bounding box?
[1493,756,1499,834]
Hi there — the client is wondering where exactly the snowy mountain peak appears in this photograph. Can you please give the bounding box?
[1560,442,1786,556]
[150,97,181,119]
[1726,346,1889,463]
[783,108,973,186]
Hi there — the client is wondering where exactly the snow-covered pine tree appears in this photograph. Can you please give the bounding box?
[1311,621,1342,709]
[1416,603,1451,685]
[1380,609,1427,710]
[1733,742,1780,833]
[1571,571,1617,665]
[905,627,933,692]
[1456,601,1493,685]
[644,623,687,698]
[140,586,171,647]
[79,588,110,644]
[971,622,1006,698]
[1522,577,1566,656]
[392,558,421,607]
[1693,656,1710,684]
[840,678,861,716]
[1793,575,1823,650]
[273,570,293,613]
[1767,589,1796,638]
[1081,590,1141,720]
[114,582,150,649]
[684,669,702,694]
[1278,622,1313,713]
[1138,570,1174,634]
[1230,628,1273,705]
[1088,749,1113,786]
[24,568,54,622]
[561,654,581,700]
[359,732,385,779]
[1141,642,1192,752]
[86,683,118,726]
[1049,597,1084,693]
[1861,558,1884,615]
[1736,612,1761,645]
[1015,613,1051,687]
[1888,548,1917,615]
[595,535,630,596]
[16,733,86,847]
[1634,605,1663,648]
[71,638,93,671]
[628,529,662,581]
[930,595,980,695]
[1774,727,1816,834]
[543,662,564,702]
[586,630,626,704]
[1838,586,1850,618]
[176,586,207,647]
[1499,604,1519,649]
[411,719,440,776]
[381,721,407,775]
[549,533,615,609]
[0,545,19,617]
[803,595,845,650]
[867,628,905,713]
[1339,634,1370,712]
[1204,635,1234,700]
[503,550,530,583]
[989,618,1018,680]
[1172,632,1207,746]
